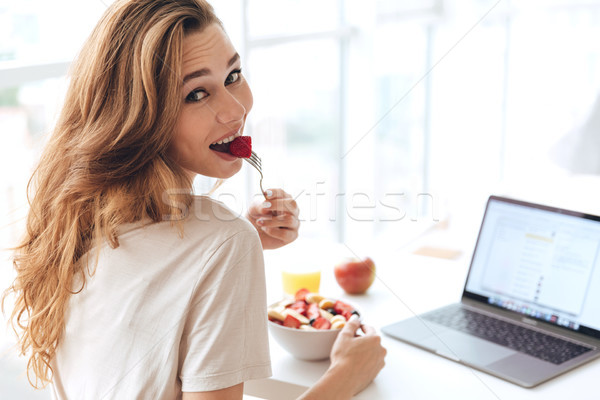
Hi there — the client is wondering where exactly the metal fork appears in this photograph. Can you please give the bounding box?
[244,151,266,198]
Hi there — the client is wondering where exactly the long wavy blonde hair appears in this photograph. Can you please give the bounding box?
[2,0,219,388]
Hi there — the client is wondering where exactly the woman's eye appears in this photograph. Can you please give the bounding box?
[225,69,241,85]
[186,89,208,102]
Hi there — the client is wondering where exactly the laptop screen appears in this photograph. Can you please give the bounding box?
[464,196,600,338]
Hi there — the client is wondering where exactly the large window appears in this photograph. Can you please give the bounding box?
[232,0,600,249]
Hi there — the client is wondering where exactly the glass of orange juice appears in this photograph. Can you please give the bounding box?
[281,264,321,296]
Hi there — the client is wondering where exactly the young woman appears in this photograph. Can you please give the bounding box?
[4,1,386,398]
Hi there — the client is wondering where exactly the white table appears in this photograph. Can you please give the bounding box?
[245,243,600,400]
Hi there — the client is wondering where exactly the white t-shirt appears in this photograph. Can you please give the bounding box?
[51,196,272,399]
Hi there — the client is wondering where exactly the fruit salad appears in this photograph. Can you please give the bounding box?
[268,288,360,331]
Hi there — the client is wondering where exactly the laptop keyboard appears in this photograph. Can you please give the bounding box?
[423,306,593,365]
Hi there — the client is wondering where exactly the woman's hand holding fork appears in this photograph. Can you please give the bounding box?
[246,188,300,250]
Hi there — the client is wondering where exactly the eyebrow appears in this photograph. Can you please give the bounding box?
[182,53,240,84]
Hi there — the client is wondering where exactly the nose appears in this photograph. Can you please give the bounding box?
[215,89,246,125]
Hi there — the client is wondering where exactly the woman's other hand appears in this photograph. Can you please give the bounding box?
[329,316,387,395]
[246,188,300,250]
[298,315,387,400]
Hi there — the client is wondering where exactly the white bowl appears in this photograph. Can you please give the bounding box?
[268,320,341,361]
[267,299,360,361]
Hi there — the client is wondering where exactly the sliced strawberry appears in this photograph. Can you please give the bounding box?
[289,300,307,316]
[294,288,310,302]
[269,317,283,325]
[312,317,331,330]
[306,303,320,320]
[229,136,252,158]
[334,300,355,320]
[283,314,301,329]
[333,300,353,313]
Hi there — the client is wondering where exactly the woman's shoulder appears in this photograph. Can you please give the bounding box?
[115,195,258,249]
[163,195,256,242]
[187,195,251,227]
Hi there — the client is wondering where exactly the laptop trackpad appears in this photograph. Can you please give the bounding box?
[420,330,515,366]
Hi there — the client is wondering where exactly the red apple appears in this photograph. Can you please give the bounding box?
[334,257,376,294]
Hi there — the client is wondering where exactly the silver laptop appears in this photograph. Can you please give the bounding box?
[382,195,600,388]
